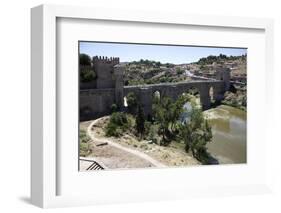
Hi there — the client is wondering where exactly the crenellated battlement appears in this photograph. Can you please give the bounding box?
[92,56,120,65]
[92,55,121,89]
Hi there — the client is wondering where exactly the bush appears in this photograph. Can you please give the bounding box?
[111,103,118,113]
[80,129,91,143]
[126,92,138,114]
[105,122,122,137]
[105,112,131,137]
[147,124,158,144]
[176,67,184,75]
[79,130,91,156]
[80,69,96,82]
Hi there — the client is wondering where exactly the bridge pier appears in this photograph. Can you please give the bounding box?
[213,86,224,103]
[139,88,153,117]
[199,86,211,110]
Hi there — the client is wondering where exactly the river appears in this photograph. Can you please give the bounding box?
[204,105,247,164]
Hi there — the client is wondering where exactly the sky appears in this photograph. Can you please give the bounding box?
[79,42,247,64]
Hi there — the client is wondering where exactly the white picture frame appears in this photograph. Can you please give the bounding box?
[31,4,274,208]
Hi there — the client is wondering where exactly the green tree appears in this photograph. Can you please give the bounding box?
[152,96,173,144]
[169,94,190,133]
[179,106,213,164]
[152,94,190,141]
[135,105,145,138]
[126,92,138,114]
[79,53,91,66]
[80,69,96,82]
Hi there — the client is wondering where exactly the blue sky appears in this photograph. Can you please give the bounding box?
[79,42,247,64]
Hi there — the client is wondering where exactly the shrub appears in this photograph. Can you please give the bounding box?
[105,112,131,137]
[111,103,118,113]
[80,129,91,143]
[80,69,96,82]
[79,130,91,156]
[176,67,184,75]
[105,122,122,137]
[147,124,158,144]
[126,92,138,114]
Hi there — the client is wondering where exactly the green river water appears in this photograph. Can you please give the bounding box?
[204,105,247,164]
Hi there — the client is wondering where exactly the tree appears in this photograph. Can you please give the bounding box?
[179,106,213,164]
[80,69,96,82]
[169,94,190,133]
[79,53,91,66]
[135,105,145,138]
[152,96,173,144]
[79,53,97,82]
[126,92,138,114]
[152,93,191,142]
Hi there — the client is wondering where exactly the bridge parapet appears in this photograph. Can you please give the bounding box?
[123,80,226,113]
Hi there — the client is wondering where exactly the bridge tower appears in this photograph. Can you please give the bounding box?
[93,56,120,89]
[215,66,231,91]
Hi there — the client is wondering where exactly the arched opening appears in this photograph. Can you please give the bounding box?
[179,87,201,123]
[185,87,200,106]
[123,96,128,107]
[209,86,214,103]
[123,92,138,114]
[152,90,161,104]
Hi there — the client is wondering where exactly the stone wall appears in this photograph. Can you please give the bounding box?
[80,88,115,121]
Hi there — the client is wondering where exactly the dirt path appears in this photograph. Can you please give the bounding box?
[86,118,166,169]
[80,118,166,170]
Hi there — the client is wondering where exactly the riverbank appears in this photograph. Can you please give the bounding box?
[221,89,247,111]
[204,105,247,164]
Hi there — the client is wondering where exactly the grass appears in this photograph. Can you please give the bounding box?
[79,129,91,157]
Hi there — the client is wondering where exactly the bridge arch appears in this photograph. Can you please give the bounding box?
[152,90,161,103]
[176,86,201,106]
[209,86,214,102]
[123,96,128,107]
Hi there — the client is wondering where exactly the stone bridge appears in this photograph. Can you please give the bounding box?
[80,56,230,121]
[123,80,225,117]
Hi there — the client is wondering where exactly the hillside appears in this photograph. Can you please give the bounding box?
[123,60,191,86]
[123,54,247,86]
